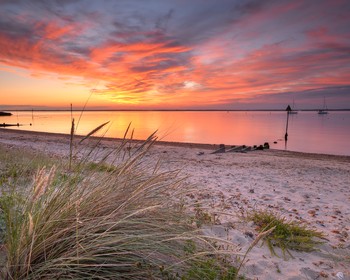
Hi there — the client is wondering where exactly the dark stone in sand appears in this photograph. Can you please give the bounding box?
[244,231,254,238]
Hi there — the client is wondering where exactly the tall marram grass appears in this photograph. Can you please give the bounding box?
[0,130,238,279]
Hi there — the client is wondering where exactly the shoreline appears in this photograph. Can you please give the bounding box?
[1,128,350,161]
[1,127,349,279]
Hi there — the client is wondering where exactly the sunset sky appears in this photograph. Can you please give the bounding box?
[1,0,350,110]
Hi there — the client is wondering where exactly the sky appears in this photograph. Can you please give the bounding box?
[0,0,350,110]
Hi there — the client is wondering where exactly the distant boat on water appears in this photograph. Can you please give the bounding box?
[290,99,298,114]
[318,98,328,114]
[0,111,12,116]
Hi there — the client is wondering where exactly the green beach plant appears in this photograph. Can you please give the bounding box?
[248,209,324,258]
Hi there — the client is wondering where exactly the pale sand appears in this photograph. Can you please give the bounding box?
[1,128,349,280]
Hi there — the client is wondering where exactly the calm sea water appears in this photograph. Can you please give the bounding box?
[1,111,350,156]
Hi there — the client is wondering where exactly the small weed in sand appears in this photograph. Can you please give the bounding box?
[194,203,213,227]
[248,210,324,258]
[84,161,115,172]
[182,258,242,280]
[182,240,244,279]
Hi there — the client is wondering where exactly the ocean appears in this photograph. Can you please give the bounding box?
[1,110,350,156]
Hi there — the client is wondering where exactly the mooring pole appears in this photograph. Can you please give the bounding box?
[285,105,292,141]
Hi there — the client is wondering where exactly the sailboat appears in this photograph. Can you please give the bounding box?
[318,97,328,114]
[290,99,298,114]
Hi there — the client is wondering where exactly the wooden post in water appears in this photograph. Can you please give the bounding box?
[285,105,292,141]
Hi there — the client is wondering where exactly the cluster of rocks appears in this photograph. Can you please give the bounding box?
[211,142,270,154]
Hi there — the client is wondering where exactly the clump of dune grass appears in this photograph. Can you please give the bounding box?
[248,209,324,258]
[0,127,243,279]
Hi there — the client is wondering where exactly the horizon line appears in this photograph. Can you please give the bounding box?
[2,109,350,112]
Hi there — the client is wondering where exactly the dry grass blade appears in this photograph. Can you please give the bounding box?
[78,121,110,144]
[69,118,75,170]
[27,213,33,237]
[132,130,158,155]
[236,226,276,275]
[32,166,56,202]
[123,122,132,140]
[250,225,276,249]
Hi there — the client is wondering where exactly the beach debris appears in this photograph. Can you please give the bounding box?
[336,272,344,279]
[1,123,21,127]
[316,220,326,227]
[223,142,270,153]
[226,145,244,152]
[308,210,317,217]
[211,144,225,154]
[244,231,254,239]
[319,271,329,278]
[255,143,270,150]
[197,151,204,155]
[240,146,251,153]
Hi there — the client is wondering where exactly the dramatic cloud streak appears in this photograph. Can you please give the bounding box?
[0,0,350,109]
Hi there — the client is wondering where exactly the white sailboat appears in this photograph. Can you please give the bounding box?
[318,97,328,114]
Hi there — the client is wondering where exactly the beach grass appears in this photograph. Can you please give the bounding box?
[0,134,242,279]
[248,209,324,258]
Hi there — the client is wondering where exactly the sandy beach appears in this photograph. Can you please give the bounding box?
[1,128,349,280]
